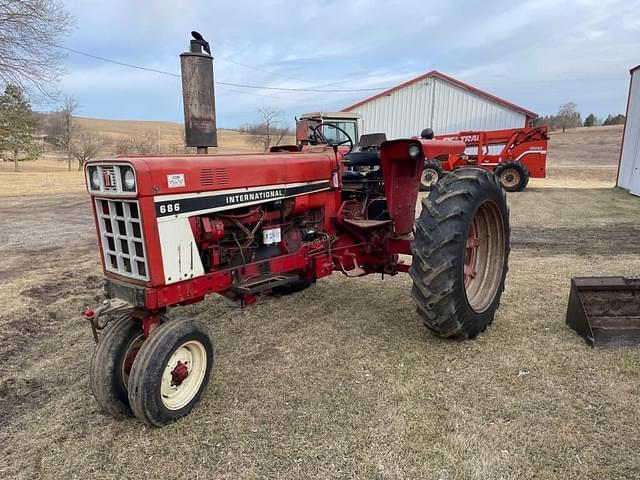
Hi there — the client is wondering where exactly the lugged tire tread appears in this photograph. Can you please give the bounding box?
[410,167,510,339]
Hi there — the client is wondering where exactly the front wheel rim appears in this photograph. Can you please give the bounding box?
[421,168,439,187]
[500,168,521,189]
[464,201,505,313]
[160,340,207,410]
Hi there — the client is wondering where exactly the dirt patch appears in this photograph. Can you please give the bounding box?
[512,224,640,255]
[21,282,72,302]
[20,274,102,302]
[0,377,51,428]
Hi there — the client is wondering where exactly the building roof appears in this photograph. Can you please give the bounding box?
[341,70,538,118]
[630,64,640,74]
[299,111,361,120]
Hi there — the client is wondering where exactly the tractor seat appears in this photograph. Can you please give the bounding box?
[343,150,381,167]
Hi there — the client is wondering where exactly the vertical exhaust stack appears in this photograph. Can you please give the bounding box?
[180,31,217,154]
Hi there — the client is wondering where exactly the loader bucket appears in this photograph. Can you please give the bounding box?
[566,277,640,347]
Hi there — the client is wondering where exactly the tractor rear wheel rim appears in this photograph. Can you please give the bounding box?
[464,201,505,313]
[500,168,520,189]
[421,168,439,187]
[160,340,207,410]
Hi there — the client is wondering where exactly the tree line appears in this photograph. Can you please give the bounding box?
[533,102,626,132]
[0,83,197,172]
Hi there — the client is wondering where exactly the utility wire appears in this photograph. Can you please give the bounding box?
[53,43,391,93]
[54,44,182,78]
[215,55,316,85]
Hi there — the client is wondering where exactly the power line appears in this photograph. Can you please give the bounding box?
[53,43,391,93]
[215,55,316,85]
[55,44,181,78]
[216,80,388,93]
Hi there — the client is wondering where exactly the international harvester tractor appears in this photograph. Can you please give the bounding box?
[84,34,511,426]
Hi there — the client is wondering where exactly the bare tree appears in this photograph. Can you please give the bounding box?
[115,130,160,155]
[167,130,194,154]
[239,108,291,151]
[52,95,79,170]
[0,0,74,97]
[557,102,582,133]
[71,128,106,170]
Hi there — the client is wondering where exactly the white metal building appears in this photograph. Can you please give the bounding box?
[342,70,537,139]
[617,65,640,196]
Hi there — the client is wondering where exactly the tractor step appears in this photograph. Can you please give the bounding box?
[230,273,301,295]
[342,219,393,229]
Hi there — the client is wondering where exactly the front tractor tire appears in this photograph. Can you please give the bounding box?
[419,159,445,191]
[410,168,510,339]
[90,315,145,418]
[127,318,214,427]
[494,160,529,192]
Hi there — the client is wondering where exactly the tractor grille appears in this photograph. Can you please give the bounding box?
[95,198,148,281]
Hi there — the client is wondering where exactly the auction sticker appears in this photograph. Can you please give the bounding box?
[167,174,185,188]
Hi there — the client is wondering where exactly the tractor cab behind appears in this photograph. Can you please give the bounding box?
[296,112,360,147]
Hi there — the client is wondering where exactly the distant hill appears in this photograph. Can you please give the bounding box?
[547,124,623,166]
[74,117,261,153]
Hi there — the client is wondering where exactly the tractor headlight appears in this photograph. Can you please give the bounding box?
[89,167,100,190]
[408,144,422,157]
[122,167,136,191]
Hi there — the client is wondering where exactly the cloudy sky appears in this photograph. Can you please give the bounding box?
[56,0,640,128]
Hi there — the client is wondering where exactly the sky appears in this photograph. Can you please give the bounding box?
[52,0,640,128]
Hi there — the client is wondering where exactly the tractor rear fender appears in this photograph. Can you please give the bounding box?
[379,139,425,236]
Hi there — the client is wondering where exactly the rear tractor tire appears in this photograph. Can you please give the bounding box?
[410,168,510,339]
[128,317,214,427]
[90,315,145,418]
[494,160,529,192]
[419,159,445,192]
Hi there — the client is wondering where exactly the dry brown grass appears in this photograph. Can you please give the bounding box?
[0,159,86,196]
[547,125,623,167]
[534,125,623,189]
[0,124,639,480]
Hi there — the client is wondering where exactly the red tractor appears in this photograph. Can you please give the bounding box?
[83,35,511,426]
[419,126,549,192]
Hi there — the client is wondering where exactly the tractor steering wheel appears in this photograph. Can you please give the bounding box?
[311,123,355,154]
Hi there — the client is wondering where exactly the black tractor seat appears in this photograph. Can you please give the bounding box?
[342,150,381,167]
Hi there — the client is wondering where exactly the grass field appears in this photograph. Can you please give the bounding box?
[0,123,638,479]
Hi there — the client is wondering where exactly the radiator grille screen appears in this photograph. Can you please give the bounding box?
[95,198,148,280]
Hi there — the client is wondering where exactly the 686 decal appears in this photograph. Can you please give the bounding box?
[157,202,181,215]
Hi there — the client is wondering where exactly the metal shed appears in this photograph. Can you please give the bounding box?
[617,65,640,196]
[342,70,537,139]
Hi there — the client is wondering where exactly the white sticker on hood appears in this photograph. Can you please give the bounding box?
[167,174,185,188]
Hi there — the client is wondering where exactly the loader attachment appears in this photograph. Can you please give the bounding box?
[566,277,640,347]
